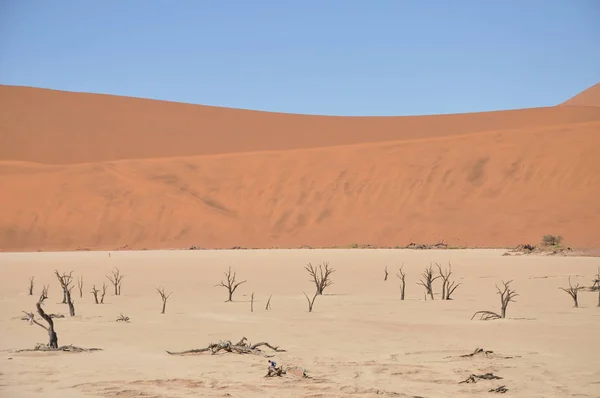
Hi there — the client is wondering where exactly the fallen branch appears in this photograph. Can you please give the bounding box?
[116,314,130,322]
[166,337,285,358]
[459,373,503,384]
[460,347,494,357]
[489,385,509,394]
[15,343,102,353]
[471,311,502,321]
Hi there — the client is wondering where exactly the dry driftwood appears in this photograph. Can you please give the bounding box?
[471,280,518,320]
[216,266,246,302]
[417,263,440,300]
[559,276,583,308]
[166,337,285,358]
[107,268,124,295]
[305,261,335,295]
[157,287,172,314]
[489,385,509,394]
[54,270,75,316]
[397,264,406,300]
[459,373,503,384]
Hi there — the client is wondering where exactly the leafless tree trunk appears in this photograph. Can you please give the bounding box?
[384,266,388,281]
[54,270,75,316]
[157,287,171,314]
[91,285,100,304]
[417,263,440,300]
[28,277,35,295]
[396,264,406,300]
[265,295,272,310]
[593,268,600,307]
[215,266,246,302]
[559,277,583,308]
[303,291,318,312]
[436,262,461,300]
[101,282,107,304]
[472,280,518,320]
[77,276,84,298]
[250,292,255,312]
[107,268,124,295]
[23,295,58,349]
[305,262,335,295]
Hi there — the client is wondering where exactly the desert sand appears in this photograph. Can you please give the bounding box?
[1,83,600,251]
[0,249,599,397]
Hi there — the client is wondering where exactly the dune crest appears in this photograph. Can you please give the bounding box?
[1,85,599,251]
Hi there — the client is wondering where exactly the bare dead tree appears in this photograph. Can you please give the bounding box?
[28,277,35,295]
[250,292,255,312]
[100,282,107,303]
[436,262,461,300]
[305,261,335,295]
[396,264,406,300]
[215,266,246,302]
[54,270,73,304]
[91,285,100,304]
[265,295,272,310]
[559,277,583,308]
[106,268,124,295]
[303,291,318,312]
[54,270,75,316]
[593,268,600,307]
[417,263,440,300]
[22,294,58,348]
[384,266,389,281]
[41,285,49,301]
[77,276,84,298]
[157,287,171,314]
[471,280,518,320]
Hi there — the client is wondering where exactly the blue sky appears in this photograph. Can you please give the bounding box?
[1,1,599,116]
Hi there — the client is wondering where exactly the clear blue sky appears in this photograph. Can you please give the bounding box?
[1,1,599,116]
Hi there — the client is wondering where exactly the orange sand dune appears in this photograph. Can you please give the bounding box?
[1,85,599,251]
[561,82,600,107]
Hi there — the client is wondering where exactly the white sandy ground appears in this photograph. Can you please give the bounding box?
[0,249,599,398]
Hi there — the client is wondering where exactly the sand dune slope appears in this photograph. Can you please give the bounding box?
[1,119,599,251]
[561,82,600,107]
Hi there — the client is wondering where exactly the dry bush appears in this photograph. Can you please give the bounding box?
[215,266,246,302]
[542,235,562,247]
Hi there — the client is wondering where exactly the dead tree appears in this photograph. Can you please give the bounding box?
[100,282,107,303]
[54,270,75,317]
[91,285,100,304]
[436,262,461,300]
[417,263,440,300]
[215,266,246,302]
[22,295,58,349]
[41,285,49,300]
[384,266,388,281]
[157,287,171,314]
[250,292,255,312]
[593,268,600,307]
[77,276,84,298]
[396,264,406,300]
[303,291,318,312]
[28,277,35,295]
[472,280,518,320]
[305,261,335,295]
[166,337,285,357]
[265,295,272,310]
[559,277,583,308]
[106,268,124,295]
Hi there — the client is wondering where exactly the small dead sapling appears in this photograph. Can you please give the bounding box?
[28,277,35,295]
[559,277,583,308]
[265,295,272,310]
[417,263,440,300]
[305,261,335,295]
[77,276,84,298]
[384,266,388,281]
[216,266,246,302]
[107,268,124,295]
[157,287,172,314]
[436,262,461,300]
[251,292,255,312]
[303,290,318,312]
[54,270,75,317]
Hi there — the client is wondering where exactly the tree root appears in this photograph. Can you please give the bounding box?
[489,385,509,393]
[166,337,286,358]
[471,311,502,321]
[15,343,103,353]
[459,373,503,384]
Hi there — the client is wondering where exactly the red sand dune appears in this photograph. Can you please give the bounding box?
[560,82,600,107]
[1,84,599,251]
